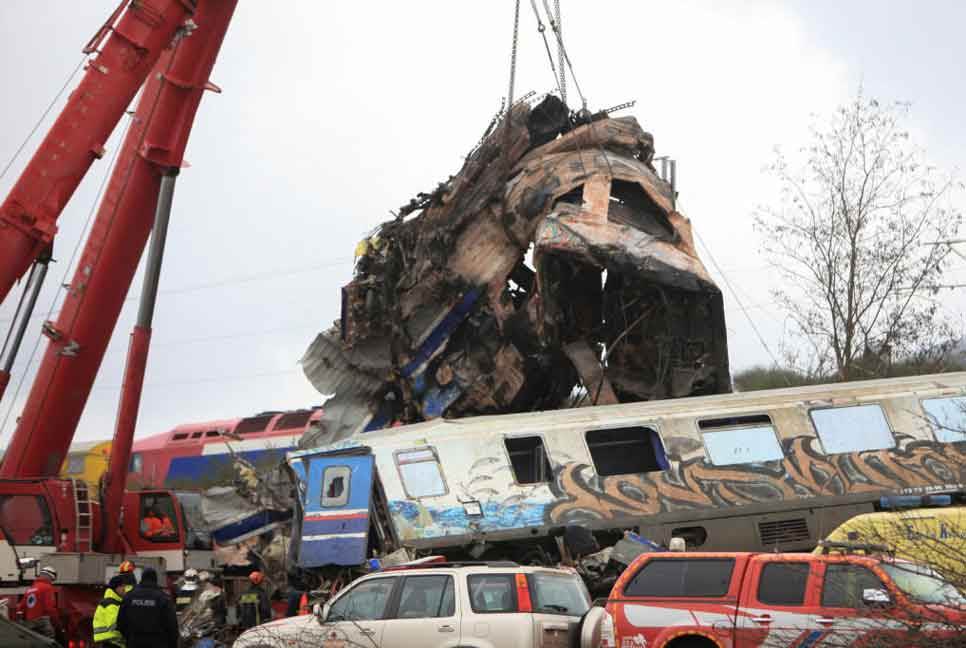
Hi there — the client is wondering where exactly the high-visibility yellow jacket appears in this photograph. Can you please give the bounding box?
[93,587,124,646]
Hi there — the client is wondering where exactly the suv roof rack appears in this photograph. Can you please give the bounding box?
[817,540,892,556]
[383,560,519,572]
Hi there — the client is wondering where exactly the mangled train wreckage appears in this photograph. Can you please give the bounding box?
[299,96,731,446]
[204,97,736,584]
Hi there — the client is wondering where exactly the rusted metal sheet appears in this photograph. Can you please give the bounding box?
[300,95,730,444]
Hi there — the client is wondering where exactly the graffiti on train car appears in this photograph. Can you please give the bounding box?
[380,436,966,541]
[548,436,966,524]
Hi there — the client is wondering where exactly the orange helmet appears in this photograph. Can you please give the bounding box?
[248,571,264,585]
[119,560,135,574]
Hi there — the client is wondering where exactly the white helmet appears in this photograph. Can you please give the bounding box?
[40,566,57,581]
[198,570,212,583]
[184,568,199,581]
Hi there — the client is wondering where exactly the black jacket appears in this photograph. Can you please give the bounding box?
[238,583,272,629]
[116,582,178,648]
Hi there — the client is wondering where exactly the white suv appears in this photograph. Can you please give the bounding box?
[233,561,614,648]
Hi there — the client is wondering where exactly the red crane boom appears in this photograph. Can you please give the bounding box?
[0,0,196,306]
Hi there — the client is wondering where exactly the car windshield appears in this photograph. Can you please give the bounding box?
[882,563,966,606]
[528,571,591,616]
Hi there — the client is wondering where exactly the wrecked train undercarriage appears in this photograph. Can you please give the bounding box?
[300,97,730,446]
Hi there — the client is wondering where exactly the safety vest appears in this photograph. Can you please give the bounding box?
[239,590,264,626]
[93,588,124,646]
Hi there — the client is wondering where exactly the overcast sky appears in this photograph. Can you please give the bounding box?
[1,1,964,445]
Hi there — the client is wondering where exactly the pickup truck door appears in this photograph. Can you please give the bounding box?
[735,557,823,648]
[811,562,899,644]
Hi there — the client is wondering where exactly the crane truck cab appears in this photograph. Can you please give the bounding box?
[0,480,196,580]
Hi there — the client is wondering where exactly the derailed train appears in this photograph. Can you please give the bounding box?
[287,372,966,571]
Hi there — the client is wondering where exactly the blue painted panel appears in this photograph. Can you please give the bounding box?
[296,454,374,567]
[165,447,293,487]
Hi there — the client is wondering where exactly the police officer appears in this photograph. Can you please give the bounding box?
[93,568,136,648]
[238,571,272,630]
[16,565,62,641]
[116,567,178,648]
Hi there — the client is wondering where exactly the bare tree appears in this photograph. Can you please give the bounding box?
[756,91,963,381]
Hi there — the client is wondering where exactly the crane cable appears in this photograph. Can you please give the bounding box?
[541,0,586,109]
[527,0,563,98]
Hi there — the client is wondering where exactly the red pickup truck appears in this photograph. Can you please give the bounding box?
[605,550,965,648]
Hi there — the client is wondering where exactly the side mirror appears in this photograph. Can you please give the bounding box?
[862,588,891,607]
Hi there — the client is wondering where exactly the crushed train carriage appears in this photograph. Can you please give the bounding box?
[299,96,731,448]
[288,373,966,573]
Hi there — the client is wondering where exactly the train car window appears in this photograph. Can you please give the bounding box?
[235,414,275,435]
[758,562,809,605]
[205,430,221,438]
[273,410,313,431]
[0,495,54,545]
[809,405,895,454]
[700,415,784,465]
[504,436,553,484]
[171,433,189,441]
[128,453,143,474]
[190,431,203,439]
[921,397,966,443]
[395,448,448,498]
[585,427,668,476]
[321,466,351,507]
[65,455,85,475]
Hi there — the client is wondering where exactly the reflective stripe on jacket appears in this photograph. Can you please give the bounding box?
[93,588,124,645]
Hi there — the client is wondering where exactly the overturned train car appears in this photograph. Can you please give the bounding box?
[288,373,966,570]
[300,97,730,446]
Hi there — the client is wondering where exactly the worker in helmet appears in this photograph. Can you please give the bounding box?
[175,568,200,614]
[193,570,227,626]
[93,569,136,648]
[238,571,272,630]
[16,566,63,641]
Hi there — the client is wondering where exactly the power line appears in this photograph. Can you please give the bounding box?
[0,56,88,183]
[694,230,788,378]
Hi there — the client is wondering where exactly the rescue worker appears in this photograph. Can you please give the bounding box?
[174,567,200,614]
[141,508,175,539]
[116,567,178,648]
[238,571,272,630]
[195,570,227,626]
[16,565,62,641]
[93,571,136,647]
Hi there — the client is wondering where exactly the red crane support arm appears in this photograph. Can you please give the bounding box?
[0,0,238,487]
[0,0,196,307]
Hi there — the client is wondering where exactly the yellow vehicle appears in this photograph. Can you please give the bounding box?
[819,507,966,588]
[60,439,112,493]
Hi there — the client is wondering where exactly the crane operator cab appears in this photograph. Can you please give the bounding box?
[138,494,179,542]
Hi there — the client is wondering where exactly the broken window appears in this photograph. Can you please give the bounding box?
[585,426,667,476]
[699,414,784,465]
[396,448,447,498]
[809,405,895,454]
[321,465,351,507]
[504,436,553,484]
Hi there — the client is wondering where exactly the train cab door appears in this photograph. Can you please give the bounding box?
[293,453,375,567]
[123,490,186,570]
